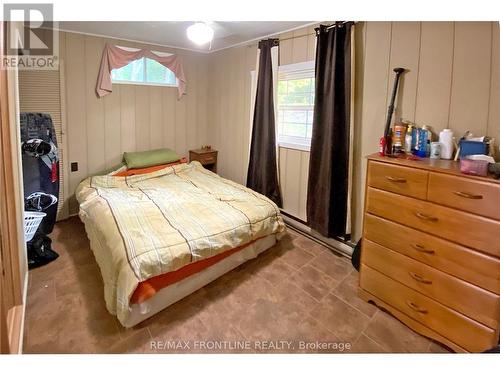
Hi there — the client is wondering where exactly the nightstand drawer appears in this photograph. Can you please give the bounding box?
[368,161,428,199]
[189,149,218,173]
[364,214,500,294]
[360,265,497,352]
[428,173,500,221]
[362,239,500,328]
[199,153,217,164]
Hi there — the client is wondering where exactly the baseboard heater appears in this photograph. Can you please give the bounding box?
[280,210,354,259]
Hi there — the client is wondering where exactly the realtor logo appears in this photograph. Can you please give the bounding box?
[2,3,59,69]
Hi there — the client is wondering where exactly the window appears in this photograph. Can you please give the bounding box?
[277,61,315,151]
[111,46,178,87]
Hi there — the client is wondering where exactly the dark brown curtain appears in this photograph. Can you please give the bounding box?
[307,23,352,237]
[246,39,282,207]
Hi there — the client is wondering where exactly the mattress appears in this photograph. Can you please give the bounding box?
[125,234,276,327]
[76,161,285,326]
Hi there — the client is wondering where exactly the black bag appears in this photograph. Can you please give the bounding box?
[351,238,362,271]
[27,235,58,269]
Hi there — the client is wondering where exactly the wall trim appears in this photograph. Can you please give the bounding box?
[278,60,315,72]
[48,21,320,55]
[207,22,320,53]
[18,272,28,354]
[283,215,354,258]
[49,27,208,54]
[59,59,70,220]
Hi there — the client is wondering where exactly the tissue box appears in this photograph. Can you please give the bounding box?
[459,140,487,158]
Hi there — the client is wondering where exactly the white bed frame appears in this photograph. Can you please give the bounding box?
[123,235,277,327]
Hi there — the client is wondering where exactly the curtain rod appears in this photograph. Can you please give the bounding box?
[278,21,357,42]
[325,21,355,30]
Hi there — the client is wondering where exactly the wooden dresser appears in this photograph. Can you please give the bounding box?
[359,154,500,353]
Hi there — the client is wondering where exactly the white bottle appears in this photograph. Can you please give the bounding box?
[439,128,454,160]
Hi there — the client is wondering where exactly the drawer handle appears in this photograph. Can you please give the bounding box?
[409,272,433,284]
[406,301,428,314]
[411,244,435,254]
[453,191,483,200]
[385,176,407,183]
[414,212,438,222]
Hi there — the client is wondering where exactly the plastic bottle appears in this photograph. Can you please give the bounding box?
[422,125,432,157]
[411,126,418,153]
[405,124,413,153]
[412,127,420,156]
[417,128,428,158]
[393,122,406,154]
[439,128,454,160]
[379,136,386,156]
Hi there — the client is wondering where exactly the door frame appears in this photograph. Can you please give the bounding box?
[0,21,28,354]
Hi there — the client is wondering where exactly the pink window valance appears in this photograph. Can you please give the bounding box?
[96,43,187,99]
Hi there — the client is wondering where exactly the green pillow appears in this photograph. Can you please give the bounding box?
[123,148,180,169]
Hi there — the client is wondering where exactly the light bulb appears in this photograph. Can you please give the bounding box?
[186,22,214,45]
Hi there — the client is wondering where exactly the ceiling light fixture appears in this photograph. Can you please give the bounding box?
[186,22,214,45]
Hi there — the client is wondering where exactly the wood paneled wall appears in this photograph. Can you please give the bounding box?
[207,25,318,221]
[59,32,209,213]
[279,147,310,221]
[208,21,500,240]
[353,21,500,241]
[19,23,499,235]
[207,43,257,184]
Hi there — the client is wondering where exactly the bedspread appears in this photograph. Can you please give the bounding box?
[75,161,285,323]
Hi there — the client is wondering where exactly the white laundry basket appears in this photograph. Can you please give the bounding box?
[24,211,46,242]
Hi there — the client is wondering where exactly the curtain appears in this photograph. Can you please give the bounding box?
[307,22,354,238]
[246,39,282,207]
[96,44,187,99]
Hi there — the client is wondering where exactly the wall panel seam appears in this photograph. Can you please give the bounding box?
[446,22,456,129]
[486,22,494,134]
[413,22,423,122]
[384,22,394,112]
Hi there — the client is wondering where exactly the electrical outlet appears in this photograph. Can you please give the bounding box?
[71,162,78,172]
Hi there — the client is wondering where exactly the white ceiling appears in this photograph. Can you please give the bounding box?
[57,21,316,53]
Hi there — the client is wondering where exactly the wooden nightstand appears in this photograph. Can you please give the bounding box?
[189,148,218,173]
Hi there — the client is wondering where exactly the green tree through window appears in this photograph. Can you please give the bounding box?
[277,75,315,149]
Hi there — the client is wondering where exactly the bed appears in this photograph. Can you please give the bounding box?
[75,161,285,327]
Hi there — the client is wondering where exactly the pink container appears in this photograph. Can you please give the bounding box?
[459,159,489,177]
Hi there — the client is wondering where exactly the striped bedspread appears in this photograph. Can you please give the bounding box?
[76,161,285,323]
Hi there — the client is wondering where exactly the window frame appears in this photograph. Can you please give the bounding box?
[276,61,315,152]
[111,46,179,88]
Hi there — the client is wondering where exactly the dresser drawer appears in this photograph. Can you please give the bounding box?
[366,187,500,257]
[368,161,428,199]
[364,214,500,294]
[360,265,497,352]
[428,173,500,221]
[362,239,500,328]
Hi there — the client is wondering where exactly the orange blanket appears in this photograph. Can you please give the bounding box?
[113,157,188,177]
[130,237,262,304]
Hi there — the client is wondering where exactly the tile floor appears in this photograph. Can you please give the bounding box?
[23,216,451,354]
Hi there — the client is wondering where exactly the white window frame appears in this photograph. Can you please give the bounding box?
[111,46,179,88]
[277,61,315,152]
